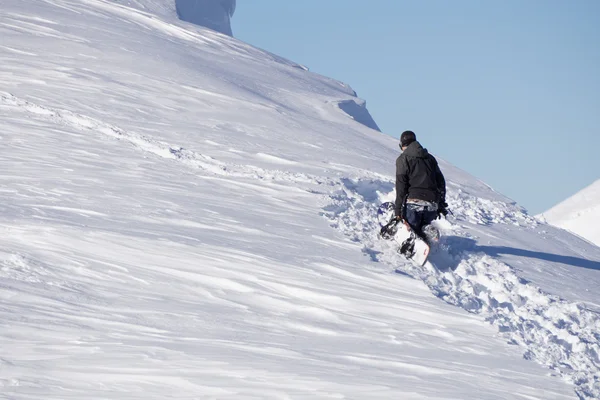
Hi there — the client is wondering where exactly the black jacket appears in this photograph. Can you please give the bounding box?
[395,141,446,216]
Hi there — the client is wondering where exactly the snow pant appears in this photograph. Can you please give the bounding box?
[405,203,438,240]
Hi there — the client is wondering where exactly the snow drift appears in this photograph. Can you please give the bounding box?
[176,0,236,36]
[112,0,236,36]
[1,1,599,399]
[335,98,381,131]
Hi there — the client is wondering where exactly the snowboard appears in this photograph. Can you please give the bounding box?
[377,202,430,266]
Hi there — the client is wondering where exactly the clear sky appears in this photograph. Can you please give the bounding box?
[233,0,600,214]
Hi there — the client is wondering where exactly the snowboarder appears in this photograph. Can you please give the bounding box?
[381,130,448,245]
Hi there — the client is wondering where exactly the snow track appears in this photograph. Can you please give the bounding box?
[325,178,600,400]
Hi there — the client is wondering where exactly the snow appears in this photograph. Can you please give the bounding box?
[540,179,600,247]
[1,1,599,399]
[114,0,236,36]
[176,0,236,37]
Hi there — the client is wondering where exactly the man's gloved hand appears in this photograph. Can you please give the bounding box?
[380,216,401,239]
[437,202,449,219]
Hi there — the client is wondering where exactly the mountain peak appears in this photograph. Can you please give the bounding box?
[540,179,600,246]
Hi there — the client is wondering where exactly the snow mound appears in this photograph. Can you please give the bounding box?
[540,179,600,247]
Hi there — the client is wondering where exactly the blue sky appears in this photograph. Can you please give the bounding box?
[234,0,600,214]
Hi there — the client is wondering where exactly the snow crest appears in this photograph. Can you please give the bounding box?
[176,0,236,36]
[325,178,600,400]
[112,0,236,36]
[334,99,381,132]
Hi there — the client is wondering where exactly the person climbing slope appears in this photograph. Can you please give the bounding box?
[381,130,448,248]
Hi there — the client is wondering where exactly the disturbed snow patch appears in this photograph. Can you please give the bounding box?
[324,177,600,400]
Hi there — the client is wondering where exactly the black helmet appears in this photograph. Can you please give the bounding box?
[400,130,416,148]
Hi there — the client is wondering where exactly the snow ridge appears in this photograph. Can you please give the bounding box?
[324,179,600,400]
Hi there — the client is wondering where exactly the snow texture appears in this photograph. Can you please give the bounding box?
[1,1,599,399]
[540,179,600,247]
[176,0,236,36]
[112,0,236,36]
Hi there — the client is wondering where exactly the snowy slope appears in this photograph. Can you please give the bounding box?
[1,1,600,399]
[540,179,600,247]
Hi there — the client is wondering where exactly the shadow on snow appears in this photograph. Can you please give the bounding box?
[442,236,600,272]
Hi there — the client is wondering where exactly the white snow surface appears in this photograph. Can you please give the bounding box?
[109,0,236,36]
[540,179,600,247]
[1,1,600,399]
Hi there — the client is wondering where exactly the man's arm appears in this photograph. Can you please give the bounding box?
[436,164,446,201]
[395,156,409,217]
[432,157,447,211]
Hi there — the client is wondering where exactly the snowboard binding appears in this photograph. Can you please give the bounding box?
[377,202,432,267]
[379,218,399,240]
[399,235,416,258]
